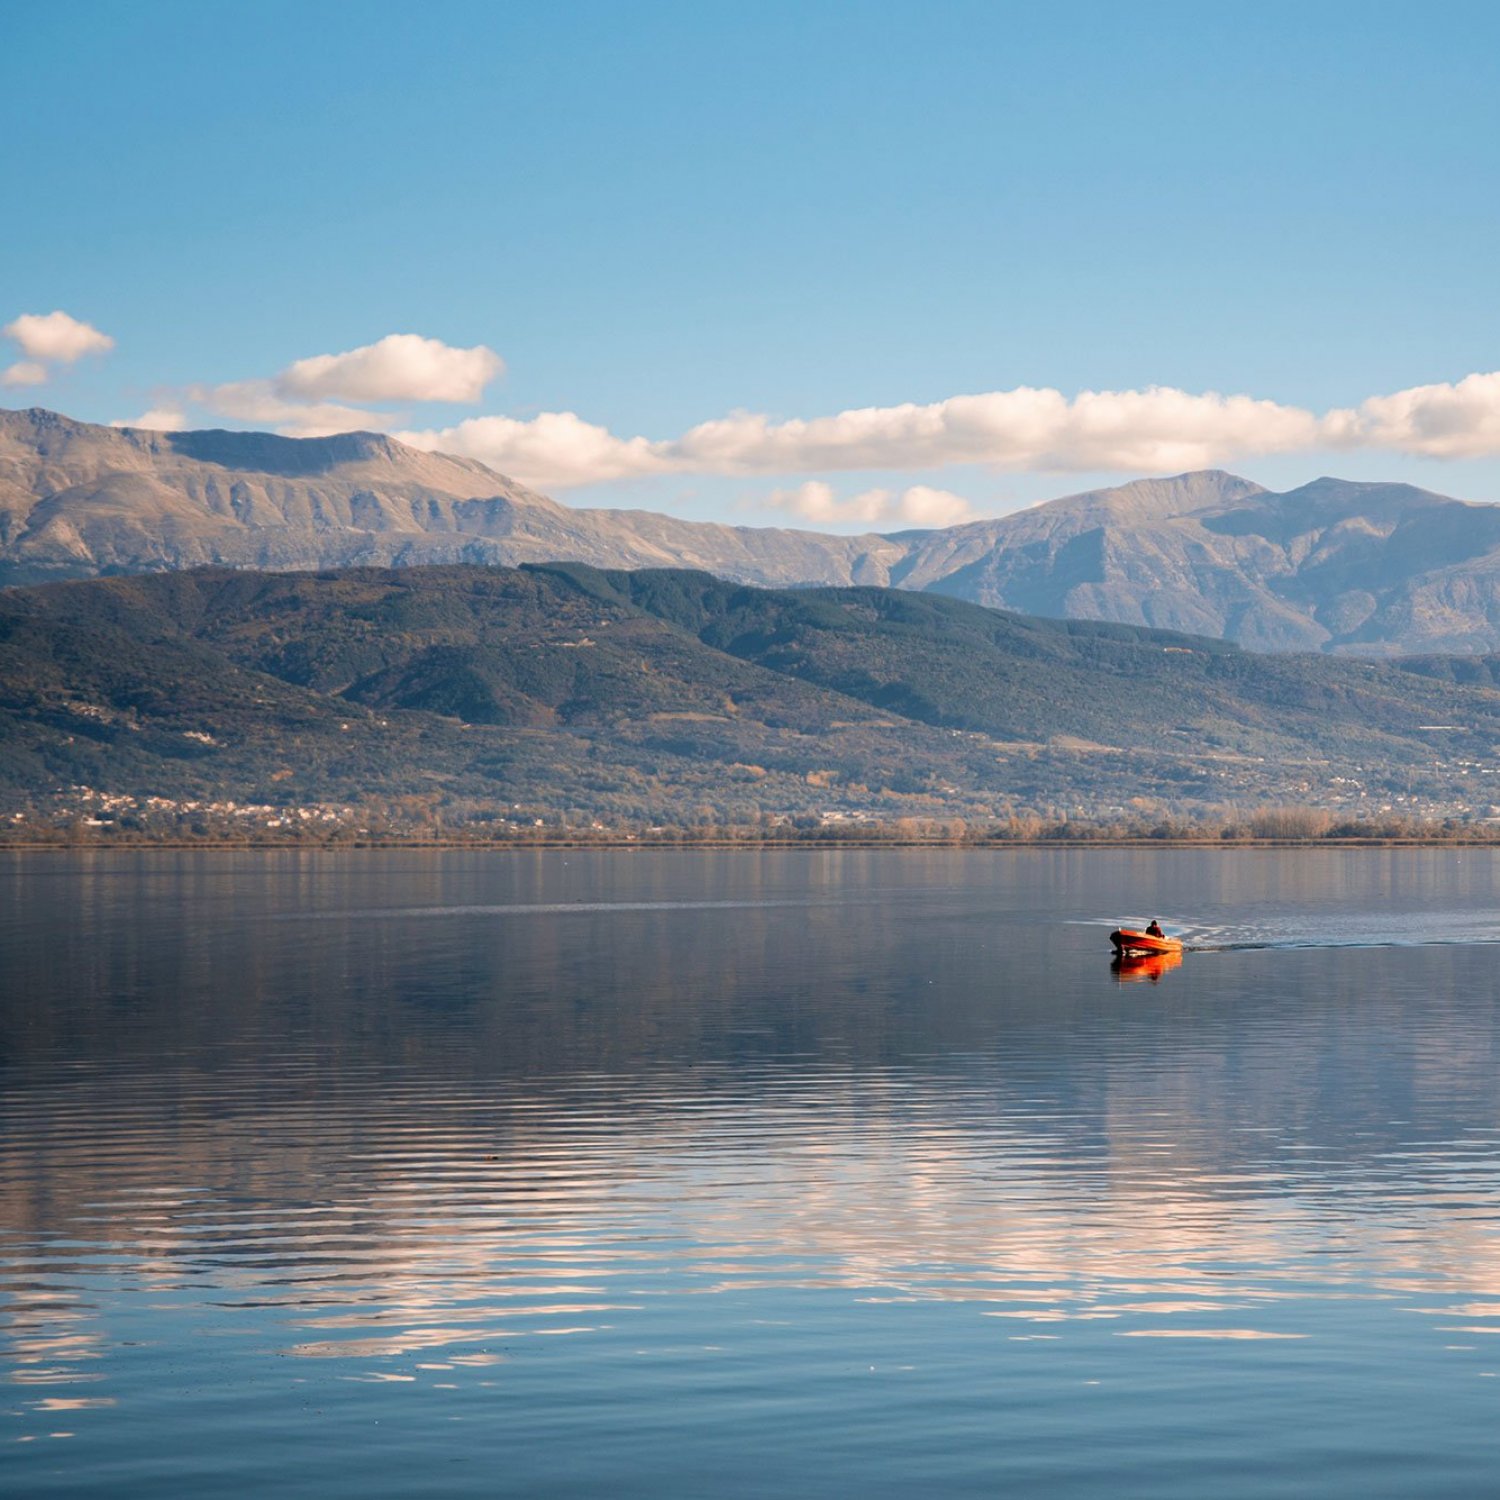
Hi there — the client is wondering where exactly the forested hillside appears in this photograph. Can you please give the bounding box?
[4,563,1500,836]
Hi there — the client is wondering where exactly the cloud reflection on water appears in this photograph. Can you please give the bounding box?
[7,847,1500,1482]
[7,1060,1500,1394]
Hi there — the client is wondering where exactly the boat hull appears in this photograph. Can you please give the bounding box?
[1109,928,1184,957]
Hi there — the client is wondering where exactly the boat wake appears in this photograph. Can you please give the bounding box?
[1152,913,1500,954]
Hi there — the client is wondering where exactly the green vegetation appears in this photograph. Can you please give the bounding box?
[4,562,1500,841]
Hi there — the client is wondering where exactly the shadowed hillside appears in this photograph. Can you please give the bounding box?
[5,564,1500,832]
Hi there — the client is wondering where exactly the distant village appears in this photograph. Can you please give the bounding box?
[8,776,1500,847]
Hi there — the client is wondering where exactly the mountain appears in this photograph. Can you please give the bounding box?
[9,407,1500,655]
[900,472,1500,654]
[0,407,901,589]
[5,563,1500,831]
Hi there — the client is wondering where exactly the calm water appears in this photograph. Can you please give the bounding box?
[6,848,1500,1496]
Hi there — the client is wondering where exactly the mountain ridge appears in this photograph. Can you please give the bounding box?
[0,406,906,591]
[10,407,1500,654]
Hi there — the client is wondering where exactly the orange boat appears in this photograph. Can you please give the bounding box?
[1109,928,1184,958]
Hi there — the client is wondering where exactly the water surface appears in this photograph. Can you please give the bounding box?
[5,848,1500,1496]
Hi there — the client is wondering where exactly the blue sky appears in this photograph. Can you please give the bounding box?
[4,0,1499,525]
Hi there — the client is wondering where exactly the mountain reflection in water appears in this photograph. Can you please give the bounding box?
[5,848,1500,1498]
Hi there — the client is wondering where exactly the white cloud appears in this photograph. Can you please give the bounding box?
[765,481,974,528]
[89,347,1500,501]
[898,485,976,526]
[126,332,505,441]
[1324,371,1500,459]
[398,384,1327,490]
[401,371,1500,491]
[671,387,1322,475]
[275,334,503,404]
[1,361,48,388]
[765,482,888,525]
[4,310,114,363]
[397,412,669,488]
[188,380,401,437]
[112,406,189,431]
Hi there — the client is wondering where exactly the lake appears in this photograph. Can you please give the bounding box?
[5,847,1500,1496]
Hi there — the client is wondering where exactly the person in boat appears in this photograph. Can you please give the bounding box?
[1145,918,1164,938]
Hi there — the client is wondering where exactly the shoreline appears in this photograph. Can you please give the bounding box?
[4,836,1500,853]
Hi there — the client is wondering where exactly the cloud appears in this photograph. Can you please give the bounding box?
[112,406,189,431]
[672,387,1322,475]
[93,343,1500,502]
[397,412,668,488]
[398,384,1328,490]
[899,485,977,526]
[275,334,503,404]
[4,310,115,363]
[1325,371,1500,459]
[765,481,974,528]
[1,361,48,388]
[125,333,505,439]
[190,379,400,437]
[2,310,115,388]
